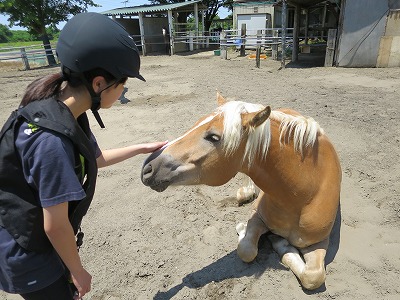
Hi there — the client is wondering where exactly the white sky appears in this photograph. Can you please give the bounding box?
[0,0,229,30]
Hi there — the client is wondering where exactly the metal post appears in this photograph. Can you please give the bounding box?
[168,10,174,55]
[281,0,287,68]
[202,9,206,48]
[194,2,199,50]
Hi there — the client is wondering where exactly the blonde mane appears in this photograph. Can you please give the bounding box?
[216,101,323,165]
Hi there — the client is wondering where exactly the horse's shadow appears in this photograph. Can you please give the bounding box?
[154,204,341,300]
[153,234,282,300]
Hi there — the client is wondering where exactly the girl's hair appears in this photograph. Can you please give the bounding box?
[20,68,128,107]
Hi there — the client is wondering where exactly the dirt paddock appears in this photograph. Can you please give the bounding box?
[0,50,399,300]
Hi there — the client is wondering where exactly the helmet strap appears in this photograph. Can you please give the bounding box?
[75,72,106,128]
[89,82,117,129]
[61,66,117,129]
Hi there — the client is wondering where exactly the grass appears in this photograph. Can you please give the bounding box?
[0,41,42,48]
[0,41,57,52]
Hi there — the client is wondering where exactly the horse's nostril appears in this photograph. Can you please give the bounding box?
[142,163,153,177]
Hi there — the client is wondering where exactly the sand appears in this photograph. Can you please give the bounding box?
[0,50,399,300]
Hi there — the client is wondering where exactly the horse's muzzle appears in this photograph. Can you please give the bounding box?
[141,162,170,192]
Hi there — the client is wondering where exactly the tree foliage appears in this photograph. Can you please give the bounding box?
[0,23,11,42]
[0,0,98,64]
[150,0,233,33]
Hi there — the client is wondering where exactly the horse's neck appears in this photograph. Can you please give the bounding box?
[243,120,293,193]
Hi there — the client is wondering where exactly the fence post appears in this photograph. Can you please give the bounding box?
[189,31,194,51]
[220,31,227,60]
[324,29,337,67]
[272,30,278,60]
[138,13,147,56]
[256,46,261,68]
[20,48,30,70]
[240,23,246,57]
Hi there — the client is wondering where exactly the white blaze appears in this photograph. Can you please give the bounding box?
[160,114,216,151]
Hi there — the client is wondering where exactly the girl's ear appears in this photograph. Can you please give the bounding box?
[92,76,105,93]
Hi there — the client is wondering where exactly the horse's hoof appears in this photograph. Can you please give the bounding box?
[236,222,247,241]
[236,187,255,205]
[237,240,258,262]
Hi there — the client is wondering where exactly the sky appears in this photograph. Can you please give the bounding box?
[0,0,229,30]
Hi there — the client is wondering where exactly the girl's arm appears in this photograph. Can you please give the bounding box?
[96,141,167,168]
[43,202,92,299]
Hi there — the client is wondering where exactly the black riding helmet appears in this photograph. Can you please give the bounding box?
[56,12,145,127]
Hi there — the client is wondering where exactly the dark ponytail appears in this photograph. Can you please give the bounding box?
[20,73,65,107]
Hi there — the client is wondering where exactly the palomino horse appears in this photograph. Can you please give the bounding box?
[141,93,341,290]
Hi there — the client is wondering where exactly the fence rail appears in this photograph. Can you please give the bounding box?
[0,28,326,69]
[131,27,299,56]
[0,43,57,70]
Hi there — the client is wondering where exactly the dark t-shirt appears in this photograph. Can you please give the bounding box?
[0,121,100,294]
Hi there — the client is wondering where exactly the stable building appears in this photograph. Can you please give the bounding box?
[231,0,400,67]
[102,0,207,55]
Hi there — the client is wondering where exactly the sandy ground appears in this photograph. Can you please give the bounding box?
[0,50,399,300]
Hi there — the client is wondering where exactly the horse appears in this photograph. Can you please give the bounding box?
[141,92,342,290]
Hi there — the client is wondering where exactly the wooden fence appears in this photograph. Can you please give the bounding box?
[0,43,57,70]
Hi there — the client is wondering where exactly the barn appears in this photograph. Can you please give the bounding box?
[231,0,400,67]
[101,0,207,56]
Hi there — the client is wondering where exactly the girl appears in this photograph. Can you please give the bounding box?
[0,12,167,299]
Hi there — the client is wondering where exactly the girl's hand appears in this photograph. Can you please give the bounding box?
[141,140,168,154]
[71,268,92,299]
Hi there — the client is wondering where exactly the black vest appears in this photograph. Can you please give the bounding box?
[0,98,97,252]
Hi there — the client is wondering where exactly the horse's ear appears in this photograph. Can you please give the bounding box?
[217,90,227,106]
[243,106,271,128]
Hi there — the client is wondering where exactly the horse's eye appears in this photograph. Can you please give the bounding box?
[205,133,220,143]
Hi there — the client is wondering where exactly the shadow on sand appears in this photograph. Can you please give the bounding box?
[154,204,342,299]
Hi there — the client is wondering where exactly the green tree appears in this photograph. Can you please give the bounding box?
[150,0,233,33]
[0,0,98,65]
[0,23,11,42]
[202,0,233,33]
[9,30,33,42]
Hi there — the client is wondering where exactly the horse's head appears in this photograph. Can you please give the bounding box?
[141,93,271,192]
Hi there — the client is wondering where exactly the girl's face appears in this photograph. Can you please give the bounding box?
[100,82,125,109]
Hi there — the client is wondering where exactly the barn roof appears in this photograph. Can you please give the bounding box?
[233,0,332,8]
[101,0,204,16]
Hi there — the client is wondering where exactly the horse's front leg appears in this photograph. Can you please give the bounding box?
[236,193,268,262]
[299,239,329,290]
[269,235,328,290]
